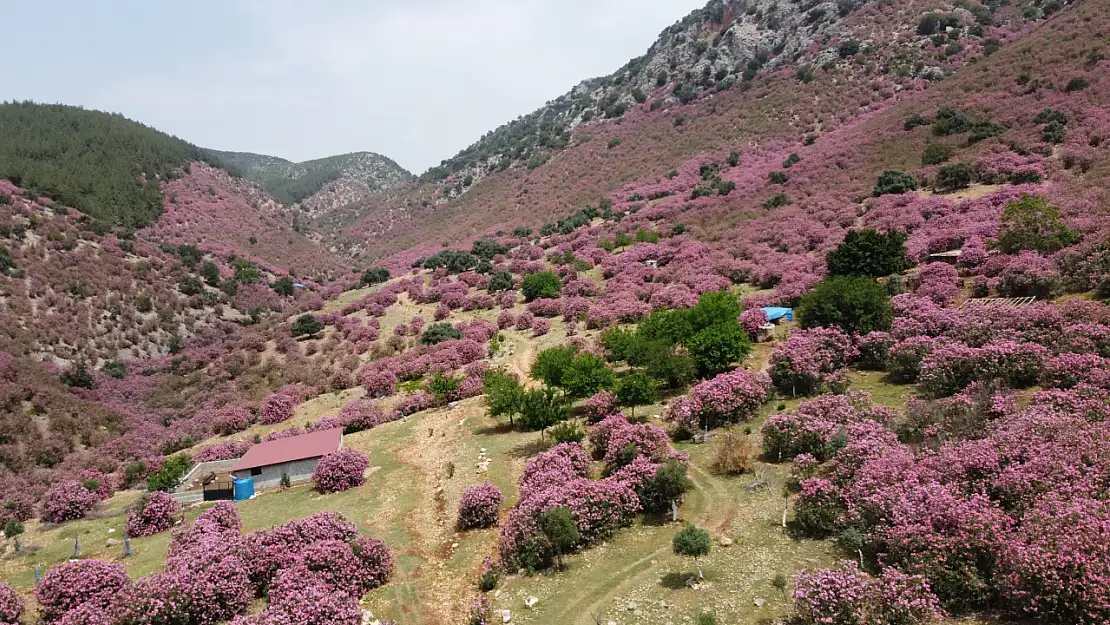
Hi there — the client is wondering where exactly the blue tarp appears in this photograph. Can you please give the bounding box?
[293,283,306,289]
[761,307,794,322]
[233,477,254,501]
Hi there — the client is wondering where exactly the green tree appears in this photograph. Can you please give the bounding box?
[147,454,191,492]
[519,388,570,439]
[600,327,638,363]
[921,142,954,165]
[428,372,462,405]
[797,276,893,335]
[563,353,616,399]
[471,238,509,260]
[873,170,918,196]
[521,271,563,301]
[688,323,751,377]
[538,507,580,570]
[178,275,204,296]
[487,271,515,293]
[101,359,126,379]
[672,524,712,579]
[232,258,261,284]
[531,346,577,388]
[644,348,698,389]
[272,276,294,296]
[61,361,96,389]
[935,162,974,191]
[421,322,463,345]
[615,373,657,418]
[638,308,695,346]
[483,369,524,427]
[177,244,202,268]
[642,460,691,520]
[825,229,911,278]
[361,267,390,285]
[687,291,741,335]
[291,314,324,337]
[994,194,1077,254]
[200,261,221,287]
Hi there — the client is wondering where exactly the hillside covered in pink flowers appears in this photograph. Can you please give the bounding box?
[1,0,1110,624]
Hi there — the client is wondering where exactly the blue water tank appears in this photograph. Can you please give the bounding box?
[233,477,254,501]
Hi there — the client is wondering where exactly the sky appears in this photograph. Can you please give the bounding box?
[2,0,706,174]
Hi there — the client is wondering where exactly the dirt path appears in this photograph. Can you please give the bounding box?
[549,453,737,625]
[390,404,478,625]
[506,335,538,387]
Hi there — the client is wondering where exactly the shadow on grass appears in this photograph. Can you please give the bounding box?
[641,510,680,527]
[660,571,699,589]
[506,438,551,459]
[473,423,515,436]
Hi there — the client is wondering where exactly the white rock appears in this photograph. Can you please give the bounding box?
[501,609,512,623]
[627,601,637,611]
[524,596,538,609]
[754,598,766,608]
[107,528,116,533]
[717,536,733,547]
[361,610,374,625]
[607,621,618,625]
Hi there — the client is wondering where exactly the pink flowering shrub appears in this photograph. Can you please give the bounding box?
[395,392,435,416]
[458,482,503,530]
[313,449,370,493]
[761,394,889,461]
[515,311,534,331]
[583,390,618,422]
[36,560,131,622]
[260,392,296,424]
[603,421,673,473]
[664,369,769,436]
[887,336,941,383]
[792,561,944,625]
[769,328,858,396]
[912,262,961,306]
[361,368,398,398]
[40,480,99,523]
[194,439,253,461]
[532,317,551,336]
[918,341,1048,398]
[998,496,1110,625]
[739,307,768,339]
[212,405,254,435]
[125,491,182,537]
[255,566,361,625]
[519,443,593,492]
[0,582,24,625]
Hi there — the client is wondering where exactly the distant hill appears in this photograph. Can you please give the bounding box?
[0,102,235,228]
[208,149,413,207]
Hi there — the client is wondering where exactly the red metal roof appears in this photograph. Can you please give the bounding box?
[230,428,343,472]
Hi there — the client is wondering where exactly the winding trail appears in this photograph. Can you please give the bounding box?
[544,454,737,625]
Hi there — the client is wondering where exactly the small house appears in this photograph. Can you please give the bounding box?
[230,428,343,489]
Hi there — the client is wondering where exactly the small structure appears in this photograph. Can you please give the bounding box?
[230,428,343,490]
[928,249,963,265]
[761,307,794,323]
[960,297,1037,311]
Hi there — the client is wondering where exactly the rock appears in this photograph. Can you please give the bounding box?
[107,528,116,533]
[607,621,617,625]
[524,596,538,609]
[451,542,459,549]
[754,598,766,608]
[717,536,733,547]
[105,538,121,547]
[501,610,512,623]
[627,601,637,611]
[361,610,374,625]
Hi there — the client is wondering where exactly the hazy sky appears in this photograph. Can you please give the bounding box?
[2,0,705,173]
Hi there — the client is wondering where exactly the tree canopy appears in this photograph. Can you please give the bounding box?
[0,102,236,227]
[826,229,912,278]
[797,276,893,335]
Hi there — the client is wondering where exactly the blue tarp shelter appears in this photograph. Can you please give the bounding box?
[233,477,255,501]
[761,307,794,322]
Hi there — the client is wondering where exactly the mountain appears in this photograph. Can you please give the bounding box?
[0,102,237,228]
[208,149,414,210]
[320,0,1077,263]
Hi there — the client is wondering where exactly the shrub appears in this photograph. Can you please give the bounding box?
[672,524,711,578]
[40,480,100,523]
[291,314,324,337]
[873,171,918,196]
[922,142,954,165]
[791,562,944,625]
[124,491,182,537]
[36,559,131,622]
[615,373,657,418]
[548,420,586,444]
[935,162,974,191]
[798,276,893,335]
[688,322,751,377]
[421,322,463,345]
[488,271,515,293]
[212,405,253,435]
[0,582,23,625]
[712,433,754,475]
[458,482,503,530]
[260,392,296,424]
[826,229,911,278]
[521,271,562,301]
[640,460,691,514]
[794,478,842,537]
[665,369,769,436]
[994,194,1076,254]
[361,267,390,285]
[1064,76,1089,92]
[313,449,370,493]
[769,327,857,396]
[147,454,191,492]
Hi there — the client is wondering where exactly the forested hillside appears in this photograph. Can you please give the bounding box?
[0,103,235,228]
